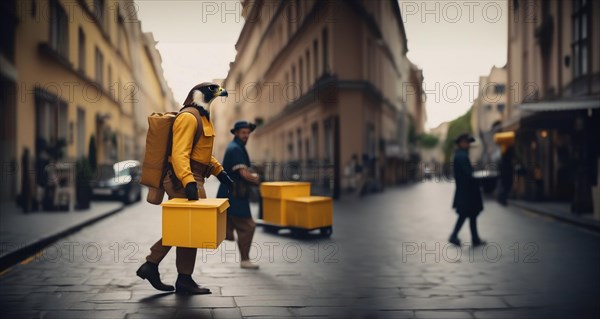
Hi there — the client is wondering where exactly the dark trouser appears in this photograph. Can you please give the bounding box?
[498,177,513,205]
[146,169,207,275]
[450,214,481,242]
[226,215,256,261]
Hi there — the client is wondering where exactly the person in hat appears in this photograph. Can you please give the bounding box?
[449,133,485,246]
[217,121,261,269]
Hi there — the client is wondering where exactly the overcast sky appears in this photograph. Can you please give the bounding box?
[135,0,507,129]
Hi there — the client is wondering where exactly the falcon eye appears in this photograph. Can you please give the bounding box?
[208,85,218,92]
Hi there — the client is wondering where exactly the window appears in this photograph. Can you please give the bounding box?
[76,107,86,158]
[35,89,68,152]
[365,123,375,158]
[108,65,112,88]
[306,50,310,88]
[49,0,69,58]
[572,0,589,78]
[494,84,506,95]
[95,47,104,88]
[295,0,300,29]
[94,0,106,29]
[299,58,303,93]
[324,118,333,162]
[305,139,310,161]
[322,28,328,74]
[311,122,319,159]
[287,3,293,38]
[497,103,505,113]
[78,27,86,73]
[288,132,294,160]
[313,40,319,81]
[297,128,303,161]
[1,1,17,62]
[278,25,283,51]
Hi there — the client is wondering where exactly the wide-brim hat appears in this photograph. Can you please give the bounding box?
[230,121,257,134]
[454,133,475,144]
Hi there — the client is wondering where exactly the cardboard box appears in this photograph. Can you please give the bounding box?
[285,196,333,229]
[161,198,229,249]
[260,182,310,225]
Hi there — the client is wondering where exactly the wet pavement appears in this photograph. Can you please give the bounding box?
[0,179,598,318]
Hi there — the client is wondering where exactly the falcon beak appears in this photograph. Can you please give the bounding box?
[218,87,228,97]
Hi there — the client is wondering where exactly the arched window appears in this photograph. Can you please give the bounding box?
[49,0,69,58]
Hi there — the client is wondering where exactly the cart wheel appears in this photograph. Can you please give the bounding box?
[291,228,309,238]
[320,227,333,238]
[262,225,279,234]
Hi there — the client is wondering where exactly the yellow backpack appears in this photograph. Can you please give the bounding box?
[140,107,202,204]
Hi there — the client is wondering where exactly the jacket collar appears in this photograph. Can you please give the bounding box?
[233,137,247,147]
[184,104,210,120]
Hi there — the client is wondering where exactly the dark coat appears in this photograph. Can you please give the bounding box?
[452,149,483,216]
[217,138,252,217]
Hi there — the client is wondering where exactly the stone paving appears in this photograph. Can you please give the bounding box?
[0,179,599,318]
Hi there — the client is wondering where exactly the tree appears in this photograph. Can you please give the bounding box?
[443,107,473,163]
[418,134,439,149]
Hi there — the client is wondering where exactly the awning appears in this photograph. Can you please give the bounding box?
[494,131,515,144]
[519,99,600,112]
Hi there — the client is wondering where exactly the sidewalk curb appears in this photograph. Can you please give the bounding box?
[0,204,125,272]
[509,200,600,233]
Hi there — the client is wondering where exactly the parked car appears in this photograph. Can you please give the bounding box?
[92,160,142,204]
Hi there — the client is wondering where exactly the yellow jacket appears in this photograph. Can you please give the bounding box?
[168,112,223,187]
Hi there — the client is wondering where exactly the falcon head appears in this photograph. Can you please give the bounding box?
[182,82,228,111]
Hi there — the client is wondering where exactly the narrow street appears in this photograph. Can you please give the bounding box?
[1,179,599,318]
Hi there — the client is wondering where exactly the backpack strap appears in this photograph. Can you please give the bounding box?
[179,106,204,148]
[160,106,207,187]
[167,106,205,156]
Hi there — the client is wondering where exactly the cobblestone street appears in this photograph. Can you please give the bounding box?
[0,180,599,318]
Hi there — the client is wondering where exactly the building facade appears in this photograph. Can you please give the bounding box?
[0,0,176,204]
[505,0,600,213]
[214,0,424,198]
[470,65,507,166]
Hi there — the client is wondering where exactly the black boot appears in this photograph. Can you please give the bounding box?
[136,261,175,291]
[448,236,461,247]
[175,274,211,295]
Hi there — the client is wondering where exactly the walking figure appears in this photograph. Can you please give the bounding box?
[449,134,485,247]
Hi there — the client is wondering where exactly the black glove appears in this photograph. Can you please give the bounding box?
[184,182,199,200]
[217,171,234,194]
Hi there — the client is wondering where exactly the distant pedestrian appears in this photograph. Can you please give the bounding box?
[498,145,515,206]
[217,121,261,269]
[449,134,485,247]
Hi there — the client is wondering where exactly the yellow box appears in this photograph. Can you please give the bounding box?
[285,196,333,229]
[161,198,229,249]
[260,182,311,226]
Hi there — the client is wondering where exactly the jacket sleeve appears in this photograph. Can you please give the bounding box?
[210,155,224,176]
[171,113,197,187]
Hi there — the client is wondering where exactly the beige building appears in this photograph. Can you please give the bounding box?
[214,0,424,197]
[470,65,507,165]
[505,0,600,212]
[0,0,176,203]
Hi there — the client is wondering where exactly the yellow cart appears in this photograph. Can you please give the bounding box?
[259,182,333,238]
